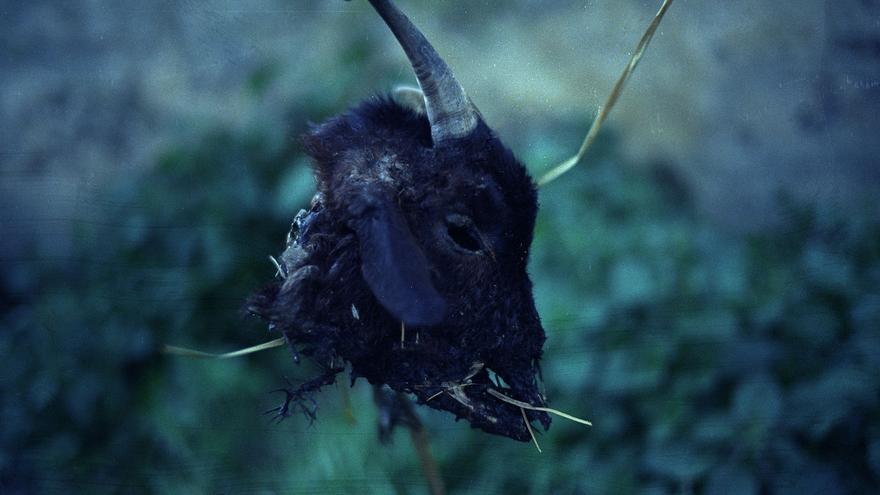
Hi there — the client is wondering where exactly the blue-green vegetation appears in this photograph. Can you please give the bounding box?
[2,94,878,495]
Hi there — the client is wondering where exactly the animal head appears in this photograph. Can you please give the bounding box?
[251,0,550,441]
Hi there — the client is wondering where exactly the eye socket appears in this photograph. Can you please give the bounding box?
[445,214,482,253]
[448,224,481,252]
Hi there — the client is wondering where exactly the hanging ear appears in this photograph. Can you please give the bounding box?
[349,189,446,326]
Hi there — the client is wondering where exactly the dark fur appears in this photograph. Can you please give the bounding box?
[250,96,549,441]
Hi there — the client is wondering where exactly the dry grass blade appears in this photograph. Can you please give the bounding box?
[520,407,543,453]
[487,388,593,427]
[537,0,675,187]
[162,337,286,359]
[269,255,286,279]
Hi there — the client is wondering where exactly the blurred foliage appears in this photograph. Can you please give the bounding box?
[2,70,880,494]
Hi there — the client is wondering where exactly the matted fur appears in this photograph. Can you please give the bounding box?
[249,96,549,441]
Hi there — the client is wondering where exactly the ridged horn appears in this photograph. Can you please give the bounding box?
[368,0,478,142]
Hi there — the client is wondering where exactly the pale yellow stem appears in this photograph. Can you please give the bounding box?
[162,337,286,359]
[487,388,592,427]
[537,0,675,187]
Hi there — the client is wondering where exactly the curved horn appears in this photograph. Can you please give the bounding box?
[368,0,478,142]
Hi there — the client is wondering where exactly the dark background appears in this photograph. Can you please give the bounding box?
[2,1,879,493]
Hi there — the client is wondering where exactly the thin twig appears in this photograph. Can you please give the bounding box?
[537,0,675,187]
[162,337,286,359]
[385,389,446,495]
[409,425,446,495]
